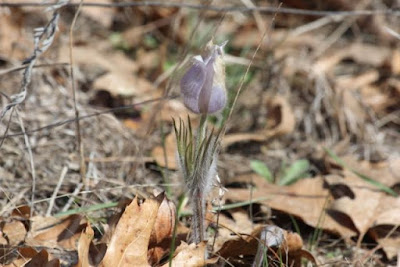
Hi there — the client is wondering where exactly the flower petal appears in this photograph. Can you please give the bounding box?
[180,59,206,113]
[207,85,227,113]
[198,51,217,113]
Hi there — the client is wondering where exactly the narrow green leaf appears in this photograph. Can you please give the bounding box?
[55,202,118,217]
[212,197,270,212]
[250,160,273,182]
[278,159,310,186]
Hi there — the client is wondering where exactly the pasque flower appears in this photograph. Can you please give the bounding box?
[180,41,227,114]
[174,41,227,246]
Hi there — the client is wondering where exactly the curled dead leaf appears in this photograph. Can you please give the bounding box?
[148,195,176,265]
[222,95,295,148]
[264,95,296,138]
[100,197,161,267]
[77,224,94,267]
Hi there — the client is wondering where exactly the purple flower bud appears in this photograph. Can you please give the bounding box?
[180,42,227,114]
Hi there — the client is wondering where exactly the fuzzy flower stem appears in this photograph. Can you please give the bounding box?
[196,114,207,151]
[192,113,208,243]
[191,187,205,244]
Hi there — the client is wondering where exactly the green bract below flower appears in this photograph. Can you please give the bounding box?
[180,41,227,114]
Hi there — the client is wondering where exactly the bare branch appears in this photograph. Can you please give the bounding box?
[0,1,399,17]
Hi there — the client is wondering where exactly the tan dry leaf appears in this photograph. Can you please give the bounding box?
[391,49,400,75]
[136,49,160,71]
[225,174,356,238]
[93,72,154,97]
[2,220,26,245]
[59,45,137,74]
[148,196,176,265]
[161,241,207,267]
[149,196,176,243]
[151,133,177,170]
[77,224,94,267]
[360,85,394,114]
[329,155,400,188]
[213,209,261,253]
[370,223,400,260]
[314,43,391,73]
[0,232,7,245]
[0,11,32,60]
[222,95,295,148]
[216,222,316,266]
[100,197,161,267]
[59,45,155,99]
[222,132,266,148]
[328,175,382,236]
[324,173,400,260]
[334,85,366,136]
[336,70,379,91]
[264,95,296,138]
[26,215,85,250]
[217,225,264,258]
[367,195,400,260]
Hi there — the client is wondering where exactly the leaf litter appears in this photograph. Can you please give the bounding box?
[0,0,400,266]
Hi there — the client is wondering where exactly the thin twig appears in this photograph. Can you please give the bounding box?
[61,183,84,212]
[0,107,14,150]
[69,0,86,186]
[0,1,398,17]
[290,16,342,37]
[0,62,69,76]
[384,26,400,40]
[15,109,36,217]
[46,166,68,216]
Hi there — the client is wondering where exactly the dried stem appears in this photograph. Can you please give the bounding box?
[69,0,86,186]
[191,187,206,243]
[0,2,398,17]
[15,109,36,217]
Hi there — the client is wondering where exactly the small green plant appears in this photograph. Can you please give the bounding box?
[109,32,130,52]
[250,159,310,185]
[250,160,273,182]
